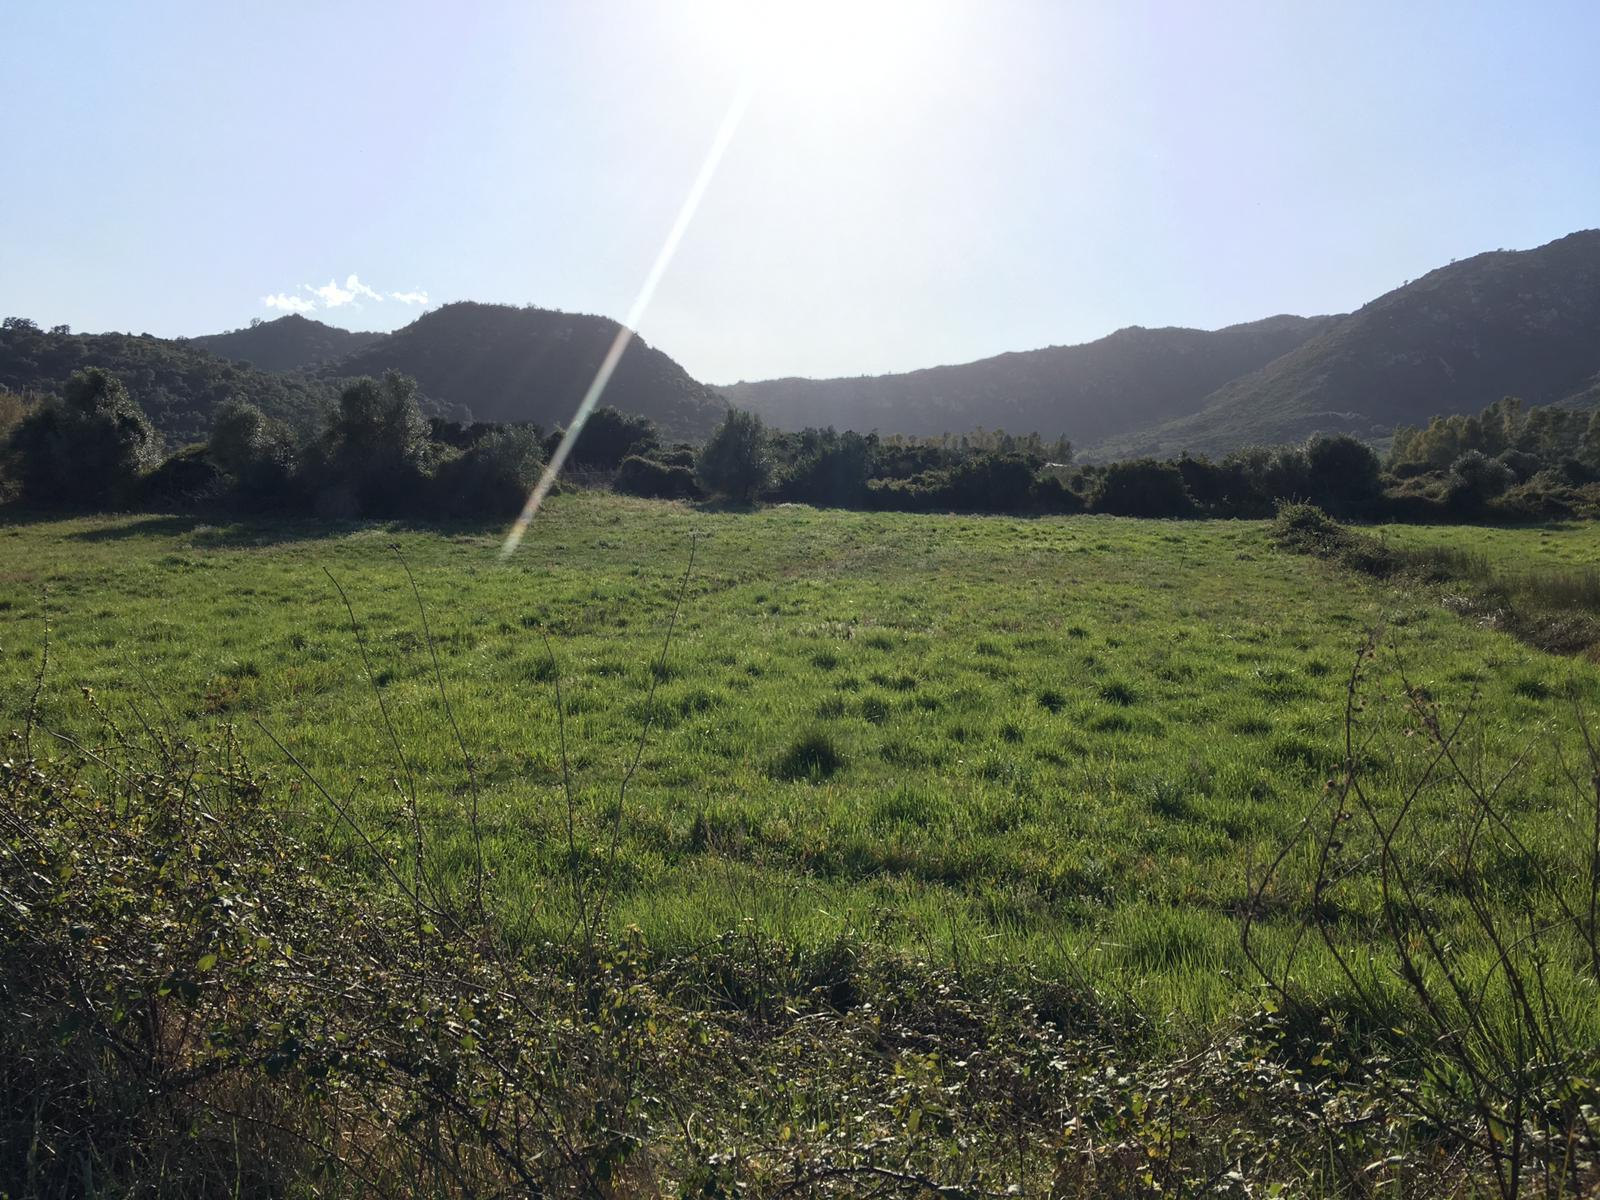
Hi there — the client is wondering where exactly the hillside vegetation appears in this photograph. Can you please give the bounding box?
[1095,229,1600,457]
[190,312,385,371]
[0,321,338,444]
[327,301,727,439]
[723,315,1337,443]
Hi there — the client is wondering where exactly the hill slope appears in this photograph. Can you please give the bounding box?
[0,325,337,444]
[720,315,1339,443]
[324,302,727,439]
[1092,230,1600,459]
[191,314,385,372]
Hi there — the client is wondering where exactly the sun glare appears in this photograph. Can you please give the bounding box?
[698,0,956,107]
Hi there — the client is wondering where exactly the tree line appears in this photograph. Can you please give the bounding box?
[3,366,1598,522]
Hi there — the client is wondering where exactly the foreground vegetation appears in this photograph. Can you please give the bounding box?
[6,495,1600,1194]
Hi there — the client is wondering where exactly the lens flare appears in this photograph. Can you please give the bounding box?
[499,77,754,558]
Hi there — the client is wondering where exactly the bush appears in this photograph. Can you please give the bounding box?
[208,399,298,508]
[1303,433,1382,513]
[697,408,771,503]
[770,429,874,507]
[138,445,227,509]
[303,372,434,516]
[1090,458,1195,517]
[5,368,162,507]
[1446,449,1515,510]
[547,406,659,470]
[432,425,545,516]
[614,454,700,500]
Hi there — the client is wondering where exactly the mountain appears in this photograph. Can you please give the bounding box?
[719,316,1340,445]
[0,324,337,444]
[322,302,727,440]
[190,314,385,372]
[1091,230,1600,459]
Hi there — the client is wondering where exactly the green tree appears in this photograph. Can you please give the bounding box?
[433,425,544,516]
[1089,458,1195,517]
[209,399,298,505]
[696,408,771,503]
[1303,433,1382,512]
[5,368,161,506]
[309,371,433,514]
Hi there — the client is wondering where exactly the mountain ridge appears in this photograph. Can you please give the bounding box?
[721,314,1341,445]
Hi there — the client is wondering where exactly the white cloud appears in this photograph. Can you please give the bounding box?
[306,277,355,307]
[262,274,427,316]
[262,292,317,314]
[304,274,386,308]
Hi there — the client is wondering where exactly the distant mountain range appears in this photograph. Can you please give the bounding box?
[1090,229,1600,458]
[727,229,1600,457]
[1,303,726,444]
[4,230,1597,457]
[721,315,1339,447]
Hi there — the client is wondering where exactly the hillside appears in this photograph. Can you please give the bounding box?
[1091,229,1600,459]
[324,302,727,439]
[0,324,337,444]
[190,313,385,372]
[720,315,1339,443]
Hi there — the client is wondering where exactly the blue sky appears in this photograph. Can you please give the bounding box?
[3,1,1597,383]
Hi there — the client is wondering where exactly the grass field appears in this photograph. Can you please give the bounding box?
[1374,520,1600,571]
[3,496,1596,1028]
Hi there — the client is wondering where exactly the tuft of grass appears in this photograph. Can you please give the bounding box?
[773,730,847,781]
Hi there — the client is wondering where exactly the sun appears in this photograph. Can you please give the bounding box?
[692,0,962,109]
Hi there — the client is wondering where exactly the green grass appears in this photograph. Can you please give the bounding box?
[2,495,1596,1027]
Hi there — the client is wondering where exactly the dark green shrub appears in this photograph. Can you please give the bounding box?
[1090,459,1195,517]
[138,445,226,509]
[697,408,771,503]
[433,425,545,516]
[5,368,162,507]
[208,399,298,508]
[546,406,659,470]
[1303,433,1382,513]
[302,371,434,516]
[1446,449,1515,511]
[770,429,874,507]
[614,454,700,500]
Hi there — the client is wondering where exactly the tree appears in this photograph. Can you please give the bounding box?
[308,371,433,515]
[433,425,544,516]
[1089,458,1195,517]
[546,406,659,470]
[5,368,162,506]
[2,316,39,332]
[1303,433,1382,512]
[1446,450,1514,509]
[209,398,297,505]
[696,409,771,503]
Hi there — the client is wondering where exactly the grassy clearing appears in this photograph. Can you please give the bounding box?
[2,495,1595,1026]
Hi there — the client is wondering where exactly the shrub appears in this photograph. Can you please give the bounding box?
[5,367,162,507]
[614,454,700,500]
[697,408,771,503]
[208,399,298,508]
[432,424,545,516]
[770,429,874,507]
[1303,432,1382,512]
[1446,449,1514,510]
[304,371,434,515]
[1090,458,1195,517]
[138,445,227,509]
[546,406,659,470]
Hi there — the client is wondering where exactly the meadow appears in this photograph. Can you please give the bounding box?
[2,495,1595,1027]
